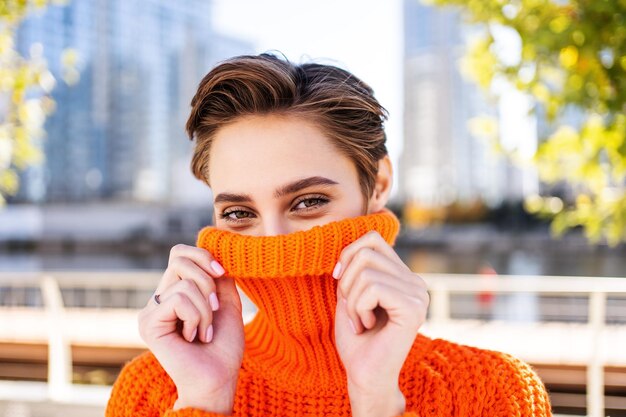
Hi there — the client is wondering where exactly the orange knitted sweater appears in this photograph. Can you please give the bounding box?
[106,209,552,416]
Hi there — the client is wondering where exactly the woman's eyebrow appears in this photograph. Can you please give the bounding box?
[214,192,252,204]
[273,176,339,198]
[214,176,338,204]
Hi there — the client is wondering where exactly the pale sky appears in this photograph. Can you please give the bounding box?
[211,0,405,198]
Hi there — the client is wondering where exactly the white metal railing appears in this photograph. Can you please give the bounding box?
[0,271,159,404]
[424,273,626,417]
[1,271,626,416]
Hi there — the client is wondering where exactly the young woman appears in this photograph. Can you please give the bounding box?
[106,53,552,417]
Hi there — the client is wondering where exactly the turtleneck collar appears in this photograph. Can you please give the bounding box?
[196,208,401,388]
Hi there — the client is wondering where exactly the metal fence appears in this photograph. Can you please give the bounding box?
[1,271,626,416]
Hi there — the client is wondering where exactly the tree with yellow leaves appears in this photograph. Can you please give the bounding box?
[0,0,77,206]
[425,0,626,245]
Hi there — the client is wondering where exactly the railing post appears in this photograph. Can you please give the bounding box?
[40,275,73,402]
[587,291,606,417]
[429,283,450,323]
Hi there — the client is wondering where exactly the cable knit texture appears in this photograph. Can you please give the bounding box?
[106,208,552,417]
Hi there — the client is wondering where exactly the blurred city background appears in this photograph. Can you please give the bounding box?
[0,0,625,416]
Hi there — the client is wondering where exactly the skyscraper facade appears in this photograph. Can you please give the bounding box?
[14,0,251,204]
[401,0,534,209]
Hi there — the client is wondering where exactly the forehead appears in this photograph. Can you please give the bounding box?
[208,114,358,191]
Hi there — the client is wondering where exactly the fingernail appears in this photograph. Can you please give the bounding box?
[342,296,347,305]
[332,262,342,279]
[190,328,197,342]
[209,292,220,311]
[349,319,357,334]
[205,324,213,343]
[211,260,225,276]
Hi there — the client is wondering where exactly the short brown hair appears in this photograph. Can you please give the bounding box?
[186,52,389,202]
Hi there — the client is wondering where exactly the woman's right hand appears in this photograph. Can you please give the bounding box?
[138,244,245,414]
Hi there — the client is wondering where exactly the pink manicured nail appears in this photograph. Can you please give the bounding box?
[190,328,197,342]
[349,319,357,334]
[342,296,347,305]
[211,260,225,275]
[209,292,220,311]
[205,325,213,343]
[332,262,342,279]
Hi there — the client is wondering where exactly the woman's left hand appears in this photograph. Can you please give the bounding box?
[333,231,429,417]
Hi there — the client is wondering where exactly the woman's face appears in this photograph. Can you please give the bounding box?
[207,114,387,236]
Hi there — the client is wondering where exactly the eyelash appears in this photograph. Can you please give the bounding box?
[219,195,330,223]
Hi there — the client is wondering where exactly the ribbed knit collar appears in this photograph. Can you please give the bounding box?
[196,208,401,389]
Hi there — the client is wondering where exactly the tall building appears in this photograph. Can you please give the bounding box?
[401,0,535,208]
[14,0,251,205]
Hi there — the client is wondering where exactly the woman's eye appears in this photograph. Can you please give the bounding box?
[293,196,329,211]
[220,209,254,222]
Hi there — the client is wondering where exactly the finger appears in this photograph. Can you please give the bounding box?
[156,243,224,300]
[347,268,428,305]
[155,257,219,311]
[333,231,405,280]
[157,278,213,343]
[213,275,242,314]
[337,246,407,301]
[348,270,426,331]
[343,267,397,333]
[209,278,245,345]
[354,280,428,334]
[343,267,379,334]
[139,291,202,343]
[169,244,225,278]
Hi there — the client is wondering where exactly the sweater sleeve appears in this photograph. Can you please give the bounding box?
[397,337,552,417]
[451,346,551,416]
[494,351,552,416]
[458,347,552,416]
[164,409,230,417]
[105,350,232,417]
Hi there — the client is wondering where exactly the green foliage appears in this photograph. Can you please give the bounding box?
[425,0,626,245]
[0,0,77,205]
